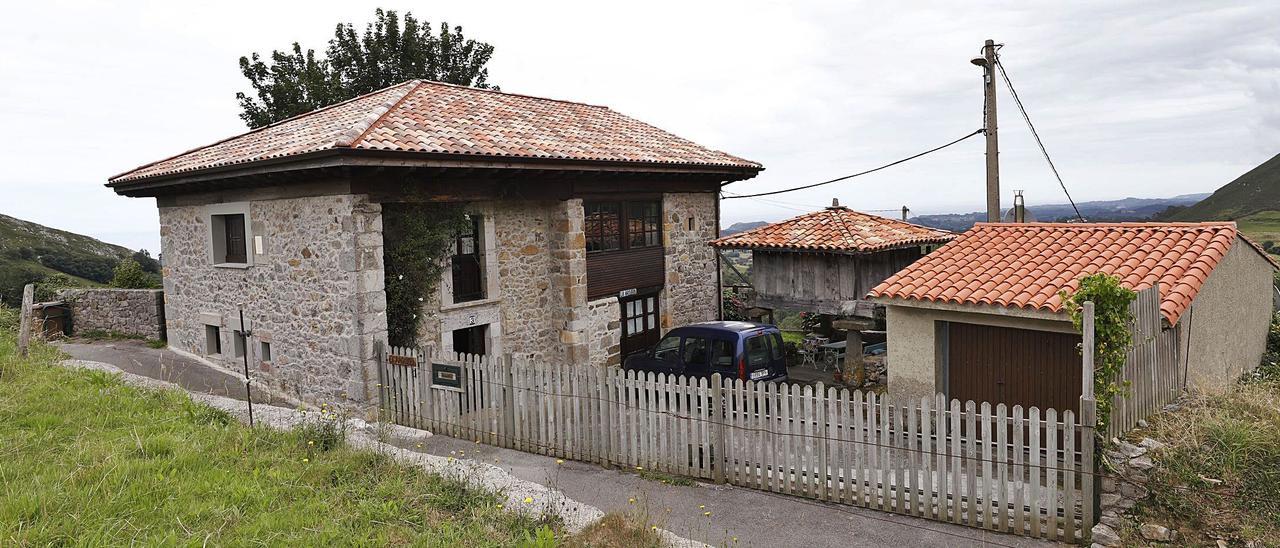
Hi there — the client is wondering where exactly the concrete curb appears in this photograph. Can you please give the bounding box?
[60,358,706,547]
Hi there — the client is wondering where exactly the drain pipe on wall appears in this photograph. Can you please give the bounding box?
[239,306,255,427]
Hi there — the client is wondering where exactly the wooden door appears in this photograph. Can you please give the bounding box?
[946,322,1082,413]
[620,294,660,358]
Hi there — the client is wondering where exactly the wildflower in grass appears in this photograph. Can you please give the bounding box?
[497,504,503,509]
[302,458,309,463]
[523,497,533,504]
[703,511,711,517]
[698,505,705,509]
[628,497,636,504]
[308,440,314,446]
[556,459,564,464]
[635,466,643,471]
[651,526,658,531]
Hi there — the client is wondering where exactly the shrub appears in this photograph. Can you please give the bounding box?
[0,305,17,334]
[110,259,161,289]
[34,273,87,302]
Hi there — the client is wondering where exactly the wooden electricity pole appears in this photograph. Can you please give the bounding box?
[976,39,1001,223]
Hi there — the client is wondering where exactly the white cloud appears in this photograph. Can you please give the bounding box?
[1,0,1277,247]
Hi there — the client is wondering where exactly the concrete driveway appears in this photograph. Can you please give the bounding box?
[58,339,1058,548]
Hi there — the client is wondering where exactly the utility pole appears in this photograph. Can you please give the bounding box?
[973,39,1000,222]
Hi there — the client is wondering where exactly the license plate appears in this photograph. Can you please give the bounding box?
[750,369,770,380]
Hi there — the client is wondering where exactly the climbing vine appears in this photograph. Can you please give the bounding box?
[1062,273,1136,439]
[382,203,471,347]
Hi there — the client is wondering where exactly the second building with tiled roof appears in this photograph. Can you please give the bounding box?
[867,221,1274,412]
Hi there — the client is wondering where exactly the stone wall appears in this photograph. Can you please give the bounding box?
[1092,435,1167,546]
[661,192,720,330]
[59,288,165,340]
[587,296,622,367]
[158,193,386,407]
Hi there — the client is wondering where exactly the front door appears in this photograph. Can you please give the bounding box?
[620,293,660,358]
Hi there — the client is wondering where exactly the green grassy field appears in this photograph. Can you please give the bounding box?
[0,334,563,546]
[1237,210,1280,259]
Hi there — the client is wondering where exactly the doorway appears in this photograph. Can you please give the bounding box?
[452,324,488,356]
[620,293,660,358]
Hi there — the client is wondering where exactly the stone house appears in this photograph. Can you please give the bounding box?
[867,222,1276,412]
[108,80,761,406]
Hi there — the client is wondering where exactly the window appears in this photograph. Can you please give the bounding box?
[233,330,246,358]
[211,213,248,264]
[451,214,484,302]
[627,201,660,248]
[745,335,770,368]
[585,202,621,252]
[710,339,736,370]
[260,341,272,362]
[584,200,661,252]
[652,335,682,362]
[682,336,710,366]
[205,325,221,355]
[770,333,785,361]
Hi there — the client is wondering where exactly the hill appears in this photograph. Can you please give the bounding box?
[1164,153,1280,222]
[722,221,769,236]
[909,194,1209,232]
[1159,154,1280,253]
[0,213,156,305]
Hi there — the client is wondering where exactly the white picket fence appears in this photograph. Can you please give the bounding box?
[377,344,1098,542]
[1109,284,1183,437]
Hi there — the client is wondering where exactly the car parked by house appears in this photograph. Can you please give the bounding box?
[623,321,788,382]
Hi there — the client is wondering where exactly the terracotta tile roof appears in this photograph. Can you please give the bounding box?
[710,206,955,253]
[867,222,1262,324]
[110,80,761,183]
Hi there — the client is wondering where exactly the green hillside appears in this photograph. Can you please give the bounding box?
[1163,153,1280,255]
[0,213,157,305]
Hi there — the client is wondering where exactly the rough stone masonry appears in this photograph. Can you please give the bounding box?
[59,288,165,340]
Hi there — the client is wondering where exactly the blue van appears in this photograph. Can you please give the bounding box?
[622,321,788,382]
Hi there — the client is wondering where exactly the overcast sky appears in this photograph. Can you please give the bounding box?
[2,0,1277,252]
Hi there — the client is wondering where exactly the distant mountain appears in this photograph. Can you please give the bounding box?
[1162,154,1280,222]
[722,221,769,237]
[909,193,1210,232]
[0,213,155,305]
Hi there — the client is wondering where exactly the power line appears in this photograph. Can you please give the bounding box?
[723,128,984,200]
[993,53,1085,223]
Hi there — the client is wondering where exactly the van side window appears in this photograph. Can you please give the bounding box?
[770,333,785,360]
[710,339,735,370]
[653,335,682,362]
[682,337,710,366]
[746,335,769,368]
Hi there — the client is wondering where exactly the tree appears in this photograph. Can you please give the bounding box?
[237,9,496,128]
[131,249,161,274]
[110,259,161,290]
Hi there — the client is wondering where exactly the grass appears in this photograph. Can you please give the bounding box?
[1118,379,1280,546]
[636,469,696,487]
[1237,210,1280,259]
[563,512,665,548]
[0,333,563,546]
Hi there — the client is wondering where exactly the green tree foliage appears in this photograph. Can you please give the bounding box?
[1062,273,1136,439]
[110,259,161,290]
[131,249,161,274]
[382,203,471,347]
[35,250,116,283]
[34,273,88,302]
[237,9,496,128]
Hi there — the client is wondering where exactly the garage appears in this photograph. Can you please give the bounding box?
[944,321,1082,413]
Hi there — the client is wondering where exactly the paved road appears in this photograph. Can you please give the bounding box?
[57,339,290,406]
[61,339,1055,548]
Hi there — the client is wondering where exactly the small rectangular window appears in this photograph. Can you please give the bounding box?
[260,341,272,362]
[451,214,484,303]
[233,330,246,358]
[205,325,221,355]
[626,201,660,248]
[770,333,785,360]
[585,202,621,252]
[212,213,248,264]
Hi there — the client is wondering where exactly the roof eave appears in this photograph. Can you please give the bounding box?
[108,148,764,196]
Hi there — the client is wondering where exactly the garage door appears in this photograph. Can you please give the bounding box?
[946,322,1082,413]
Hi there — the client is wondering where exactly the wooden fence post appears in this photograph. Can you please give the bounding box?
[502,354,516,449]
[1080,301,1099,533]
[18,283,34,358]
[710,372,726,484]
